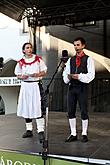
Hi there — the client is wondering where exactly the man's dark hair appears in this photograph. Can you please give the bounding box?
[74,37,86,45]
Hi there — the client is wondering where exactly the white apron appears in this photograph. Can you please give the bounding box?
[17,81,41,118]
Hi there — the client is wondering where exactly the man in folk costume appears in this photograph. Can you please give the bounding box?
[63,37,95,142]
[14,43,47,142]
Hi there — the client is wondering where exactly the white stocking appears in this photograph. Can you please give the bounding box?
[69,118,77,136]
[36,118,45,133]
[26,122,32,131]
[82,119,88,135]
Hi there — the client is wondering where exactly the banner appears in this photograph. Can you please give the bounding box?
[0,77,21,86]
[0,150,85,165]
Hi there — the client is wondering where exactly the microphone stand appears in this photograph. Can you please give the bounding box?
[41,59,63,165]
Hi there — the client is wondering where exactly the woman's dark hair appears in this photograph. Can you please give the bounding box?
[22,42,32,51]
[74,37,86,45]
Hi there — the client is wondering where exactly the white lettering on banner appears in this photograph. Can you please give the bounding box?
[0,156,39,165]
[7,160,12,165]
[14,161,23,165]
[1,156,5,165]
[24,163,31,165]
[0,77,21,86]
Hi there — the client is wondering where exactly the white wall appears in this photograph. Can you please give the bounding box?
[0,13,29,62]
[0,13,29,114]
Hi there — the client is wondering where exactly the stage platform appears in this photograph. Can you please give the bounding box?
[0,111,110,164]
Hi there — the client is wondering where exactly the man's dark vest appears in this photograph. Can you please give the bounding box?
[70,54,88,85]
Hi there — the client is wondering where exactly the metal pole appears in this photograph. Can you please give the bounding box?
[103,19,107,57]
[42,60,63,164]
[33,26,37,54]
[42,107,48,165]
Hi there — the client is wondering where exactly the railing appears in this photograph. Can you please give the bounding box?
[42,77,110,112]
[91,78,110,112]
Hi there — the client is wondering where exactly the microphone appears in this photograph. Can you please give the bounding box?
[61,50,69,63]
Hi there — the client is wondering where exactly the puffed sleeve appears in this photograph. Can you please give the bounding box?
[63,58,71,84]
[78,56,95,83]
[14,62,22,75]
[39,58,47,72]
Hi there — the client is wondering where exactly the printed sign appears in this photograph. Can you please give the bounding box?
[0,77,21,86]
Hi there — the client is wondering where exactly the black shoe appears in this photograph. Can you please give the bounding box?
[81,135,88,142]
[65,135,77,142]
[38,131,45,143]
[22,130,33,138]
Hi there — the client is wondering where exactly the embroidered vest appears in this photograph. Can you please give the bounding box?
[70,54,88,85]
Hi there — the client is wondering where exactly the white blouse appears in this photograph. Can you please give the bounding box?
[14,54,47,81]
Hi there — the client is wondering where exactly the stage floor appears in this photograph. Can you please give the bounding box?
[0,111,110,164]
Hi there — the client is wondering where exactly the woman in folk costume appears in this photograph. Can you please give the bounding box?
[63,37,95,142]
[14,42,47,141]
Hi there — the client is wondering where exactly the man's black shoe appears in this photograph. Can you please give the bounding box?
[38,131,45,143]
[22,130,33,138]
[81,135,88,142]
[65,135,77,142]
